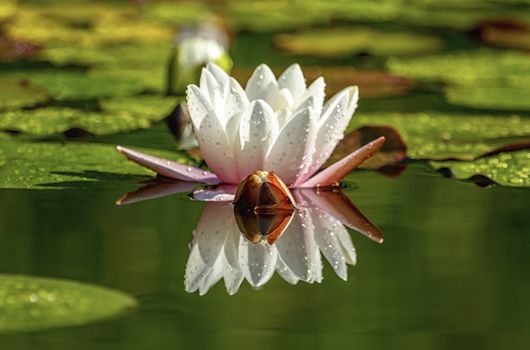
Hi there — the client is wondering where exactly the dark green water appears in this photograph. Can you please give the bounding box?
[1,164,529,349]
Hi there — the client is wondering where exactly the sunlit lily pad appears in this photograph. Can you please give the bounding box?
[446,86,530,111]
[386,50,530,86]
[0,80,49,110]
[140,1,213,24]
[0,274,136,333]
[0,0,17,22]
[4,71,145,100]
[431,150,530,187]
[0,140,186,189]
[474,20,530,51]
[352,112,530,160]
[227,0,329,32]
[0,96,175,136]
[274,27,442,57]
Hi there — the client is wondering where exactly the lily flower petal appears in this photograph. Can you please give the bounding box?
[265,106,317,186]
[300,136,385,188]
[238,239,277,287]
[234,101,279,179]
[116,146,220,184]
[187,85,239,184]
[296,86,358,185]
[245,64,277,101]
[278,63,306,101]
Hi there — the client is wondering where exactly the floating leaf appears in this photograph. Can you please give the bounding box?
[474,20,530,51]
[0,35,40,62]
[352,112,530,160]
[0,0,18,22]
[3,71,145,100]
[0,96,175,136]
[431,150,530,187]
[0,139,186,189]
[0,79,49,111]
[227,0,329,32]
[232,66,414,99]
[386,50,530,86]
[100,95,177,123]
[446,86,530,111]
[274,27,442,57]
[140,1,213,24]
[0,274,136,333]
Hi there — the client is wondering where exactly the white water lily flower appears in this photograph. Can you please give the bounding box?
[117,63,384,188]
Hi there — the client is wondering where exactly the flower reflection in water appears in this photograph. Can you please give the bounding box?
[117,184,382,295]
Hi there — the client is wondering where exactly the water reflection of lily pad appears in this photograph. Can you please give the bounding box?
[352,112,530,160]
[0,274,136,334]
[431,150,530,187]
[274,27,442,57]
[0,80,49,110]
[0,140,184,189]
[0,99,174,136]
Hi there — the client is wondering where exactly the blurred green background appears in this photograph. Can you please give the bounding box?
[0,0,529,348]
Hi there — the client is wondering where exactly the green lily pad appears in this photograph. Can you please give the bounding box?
[446,86,530,111]
[0,80,49,110]
[0,274,136,333]
[352,112,530,160]
[227,0,329,32]
[0,0,17,22]
[475,20,530,51]
[274,27,442,57]
[386,50,530,86]
[0,96,176,136]
[140,1,213,24]
[5,71,145,100]
[0,139,185,189]
[431,150,530,187]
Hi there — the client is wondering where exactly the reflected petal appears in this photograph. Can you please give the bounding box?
[116,180,198,205]
[300,188,384,243]
[238,239,277,287]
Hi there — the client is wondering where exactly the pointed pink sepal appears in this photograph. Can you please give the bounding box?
[116,146,221,185]
[299,137,386,188]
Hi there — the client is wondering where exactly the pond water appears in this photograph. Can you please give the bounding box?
[1,163,529,349]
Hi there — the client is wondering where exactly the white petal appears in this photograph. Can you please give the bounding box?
[234,100,279,179]
[200,68,226,117]
[295,86,358,186]
[313,208,349,281]
[206,62,230,88]
[336,228,357,266]
[225,78,249,124]
[245,64,277,101]
[190,88,239,184]
[239,239,277,287]
[199,258,224,295]
[186,84,214,130]
[304,77,325,118]
[275,258,299,285]
[275,208,317,282]
[266,88,294,112]
[278,64,306,101]
[265,106,317,186]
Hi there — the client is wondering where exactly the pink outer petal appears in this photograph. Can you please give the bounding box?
[116,146,220,185]
[193,185,237,202]
[298,137,385,188]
